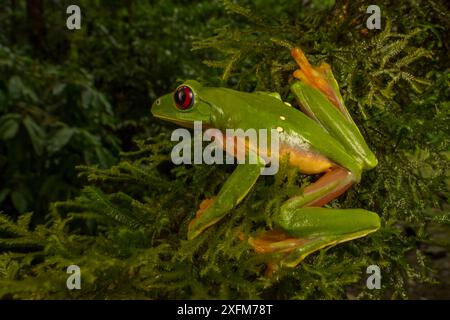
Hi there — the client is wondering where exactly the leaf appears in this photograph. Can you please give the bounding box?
[22,116,46,156]
[52,83,67,96]
[0,118,19,140]
[7,76,24,100]
[82,89,92,109]
[78,129,101,146]
[7,76,38,102]
[97,93,113,114]
[48,127,75,153]
[95,147,115,168]
[39,175,63,200]
[10,191,27,213]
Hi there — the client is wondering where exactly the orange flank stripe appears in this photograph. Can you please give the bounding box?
[203,123,333,175]
[280,146,333,174]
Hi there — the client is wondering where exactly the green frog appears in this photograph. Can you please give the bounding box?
[151,48,380,268]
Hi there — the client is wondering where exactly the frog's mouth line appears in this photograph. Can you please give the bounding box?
[153,114,214,130]
[152,114,195,129]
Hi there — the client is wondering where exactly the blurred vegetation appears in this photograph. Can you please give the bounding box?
[0,0,224,218]
[0,0,448,299]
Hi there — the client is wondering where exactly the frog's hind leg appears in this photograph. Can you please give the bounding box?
[248,166,380,268]
[284,166,355,208]
[291,48,348,118]
[290,48,378,170]
[250,206,380,268]
[248,48,381,271]
[250,166,357,254]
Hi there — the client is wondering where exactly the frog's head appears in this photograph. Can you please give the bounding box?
[151,80,212,128]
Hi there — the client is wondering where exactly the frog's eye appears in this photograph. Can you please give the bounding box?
[174,85,194,110]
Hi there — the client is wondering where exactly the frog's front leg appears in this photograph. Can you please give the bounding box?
[188,161,264,240]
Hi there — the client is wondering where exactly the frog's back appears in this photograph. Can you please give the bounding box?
[211,88,327,140]
[206,88,312,130]
[204,87,360,173]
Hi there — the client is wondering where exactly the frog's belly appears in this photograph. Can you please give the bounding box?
[279,145,333,174]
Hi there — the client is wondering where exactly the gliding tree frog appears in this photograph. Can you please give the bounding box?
[151,48,380,269]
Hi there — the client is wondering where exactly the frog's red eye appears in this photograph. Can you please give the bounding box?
[174,85,194,110]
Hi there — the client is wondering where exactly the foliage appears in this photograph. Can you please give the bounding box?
[0,45,119,219]
[0,0,449,299]
[0,0,225,218]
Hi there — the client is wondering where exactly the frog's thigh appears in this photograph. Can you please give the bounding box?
[274,207,380,267]
[282,166,356,210]
[282,147,358,210]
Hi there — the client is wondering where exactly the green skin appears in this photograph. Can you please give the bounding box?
[152,67,380,267]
